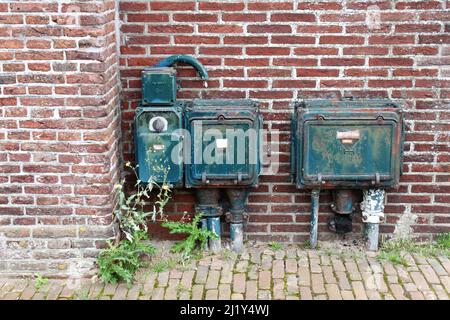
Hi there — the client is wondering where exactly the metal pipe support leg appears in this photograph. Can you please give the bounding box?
[361,189,386,251]
[310,190,320,249]
[207,216,221,252]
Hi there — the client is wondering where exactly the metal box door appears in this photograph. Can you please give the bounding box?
[184,100,261,188]
[303,120,397,183]
[134,104,183,185]
[188,119,258,186]
[294,100,403,189]
[141,67,176,106]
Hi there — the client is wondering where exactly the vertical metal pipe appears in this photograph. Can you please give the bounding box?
[200,218,209,251]
[361,189,385,251]
[225,189,249,254]
[310,190,320,249]
[331,189,354,214]
[365,223,379,251]
[230,223,243,253]
[195,189,221,252]
[207,216,221,252]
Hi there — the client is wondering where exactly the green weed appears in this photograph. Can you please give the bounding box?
[97,231,156,284]
[269,241,283,251]
[378,234,450,265]
[161,214,218,261]
[34,273,49,291]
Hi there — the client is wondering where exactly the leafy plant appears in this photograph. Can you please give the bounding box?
[161,213,218,261]
[114,162,171,242]
[436,233,450,249]
[378,250,409,267]
[34,273,49,291]
[97,231,156,284]
[269,241,283,251]
[97,162,173,284]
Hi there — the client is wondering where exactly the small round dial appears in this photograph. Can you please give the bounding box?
[149,116,168,132]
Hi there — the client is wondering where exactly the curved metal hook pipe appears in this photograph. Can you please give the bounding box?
[154,55,209,80]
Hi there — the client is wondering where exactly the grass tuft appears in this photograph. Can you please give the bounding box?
[378,233,450,266]
[269,241,283,251]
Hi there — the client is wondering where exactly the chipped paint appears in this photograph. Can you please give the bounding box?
[361,189,385,224]
[393,207,418,240]
[310,190,320,249]
[230,223,244,254]
[361,189,386,251]
[208,217,222,253]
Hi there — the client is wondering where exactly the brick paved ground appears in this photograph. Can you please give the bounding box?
[0,241,449,300]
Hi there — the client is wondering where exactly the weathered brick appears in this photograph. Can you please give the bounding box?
[1,0,450,279]
[0,0,121,276]
[233,273,246,294]
[205,270,220,290]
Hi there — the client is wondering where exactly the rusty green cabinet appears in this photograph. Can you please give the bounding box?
[134,103,184,185]
[291,98,405,249]
[184,99,262,188]
[292,99,404,189]
[135,55,262,253]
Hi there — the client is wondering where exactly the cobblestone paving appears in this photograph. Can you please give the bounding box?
[1,242,449,300]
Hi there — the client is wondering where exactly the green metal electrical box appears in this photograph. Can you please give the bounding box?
[134,103,184,185]
[135,55,263,253]
[184,99,262,188]
[141,67,177,106]
[292,99,404,189]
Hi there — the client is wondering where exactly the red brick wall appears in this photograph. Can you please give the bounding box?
[0,0,121,276]
[1,0,449,277]
[119,1,450,242]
